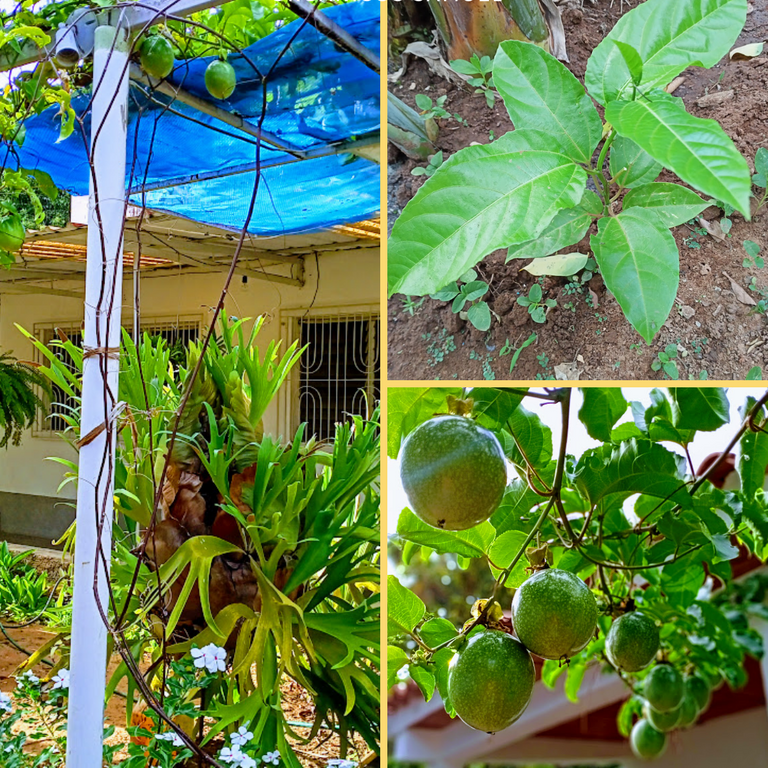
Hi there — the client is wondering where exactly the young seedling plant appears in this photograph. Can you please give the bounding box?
[430,268,493,331]
[517,282,557,324]
[388,0,754,345]
[388,386,768,760]
[450,54,496,109]
[411,151,444,178]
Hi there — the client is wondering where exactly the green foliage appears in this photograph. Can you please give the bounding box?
[450,54,495,109]
[411,150,444,178]
[516,283,556,324]
[388,0,754,344]
[388,386,768,748]
[0,352,49,447]
[430,268,492,331]
[651,344,680,379]
[20,316,380,762]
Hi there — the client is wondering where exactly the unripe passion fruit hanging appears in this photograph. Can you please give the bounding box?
[140,36,175,79]
[0,211,25,253]
[644,664,684,713]
[630,718,668,760]
[510,569,598,660]
[605,611,660,673]
[447,629,534,733]
[205,59,237,100]
[399,415,507,530]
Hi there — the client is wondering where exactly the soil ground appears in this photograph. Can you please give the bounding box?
[0,623,369,766]
[387,0,768,381]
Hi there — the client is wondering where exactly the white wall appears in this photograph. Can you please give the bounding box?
[0,246,379,501]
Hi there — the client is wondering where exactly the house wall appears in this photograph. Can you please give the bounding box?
[0,246,379,546]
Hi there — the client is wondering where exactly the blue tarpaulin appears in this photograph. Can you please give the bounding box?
[9,1,379,236]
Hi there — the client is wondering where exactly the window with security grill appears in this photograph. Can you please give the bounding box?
[291,311,380,441]
[34,316,201,435]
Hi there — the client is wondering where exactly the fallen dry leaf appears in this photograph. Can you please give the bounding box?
[730,42,764,60]
[588,288,600,308]
[666,76,686,94]
[723,271,757,305]
[698,216,726,241]
[554,361,582,380]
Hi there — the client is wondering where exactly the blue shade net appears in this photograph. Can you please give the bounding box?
[10,1,380,236]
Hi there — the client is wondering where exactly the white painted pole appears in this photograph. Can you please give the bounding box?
[66,22,130,768]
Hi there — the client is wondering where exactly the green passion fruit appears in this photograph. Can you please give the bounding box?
[643,701,680,733]
[675,690,700,729]
[399,415,507,530]
[605,611,660,673]
[685,674,711,713]
[205,59,237,100]
[630,718,668,760]
[140,36,175,79]
[0,211,25,253]
[510,569,598,660]
[644,664,684,713]
[447,629,535,733]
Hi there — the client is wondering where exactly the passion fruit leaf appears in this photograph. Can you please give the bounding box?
[660,551,707,608]
[591,207,679,344]
[668,387,730,431]
[564,661,587,703]
[578,387,628,442]
[506,405,553,469]
[605,93,752,218]
[622,182,709,228]
[609,136,663,189]
[387,574,425,637]
[387,387,460,458]
[493,41,603,164]
[541,658,567,689]
[387,134,588,297]
[387,645,408,688]
[738,398,768,499]
[397,508,496,558]
[419,618,458,648]
[491,467,556,535]
[488,530,530,587]
[409,664,436,701]
[432,647,456,716]
[617,695,644,737]
[573,438,692,507]
[467,387,525,431]
[585,0,747,106]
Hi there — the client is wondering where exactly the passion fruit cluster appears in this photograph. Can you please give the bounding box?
[138,35,237,100]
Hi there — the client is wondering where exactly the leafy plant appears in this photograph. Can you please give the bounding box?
[411,151,444,178]
[0,352,49,448]
[387,386,768,758]
[743,240,764,269]
[499,332,537,374]
[414,94,451,121]
[751,146,768,214]
[388,0,755,344]
[19,317,381,764]
[430,269,492,331]
[651,343,680,379]
[450,54,495,108]
[517,283,556,324]
[400,296,426,316]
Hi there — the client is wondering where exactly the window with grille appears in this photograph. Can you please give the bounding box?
[34,316,201,436]
[281,309,380,441]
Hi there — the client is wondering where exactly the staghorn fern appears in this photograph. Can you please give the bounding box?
[0,351,49,447]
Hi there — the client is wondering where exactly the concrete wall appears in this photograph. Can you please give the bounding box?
[0,246,379,545]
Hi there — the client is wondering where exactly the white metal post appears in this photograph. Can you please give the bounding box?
[66,22,129,768]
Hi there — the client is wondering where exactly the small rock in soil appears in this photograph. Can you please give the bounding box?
[511,304,530,327]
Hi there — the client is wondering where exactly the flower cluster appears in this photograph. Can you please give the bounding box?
[0,692,12,714]
[216,724,281,768]
[50,669,70,691]
[190,644,227,674]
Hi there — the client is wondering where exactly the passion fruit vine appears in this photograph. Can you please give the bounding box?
[399,415,508,530]
[447,629,535,733]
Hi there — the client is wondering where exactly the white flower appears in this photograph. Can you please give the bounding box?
[0,692,13,713]
[16,671,40,688]
[240,757,257,768]
[191,643,227,674]
[327,761,357,768]
[50,669,70,690]
[263,750,281,766]
[230,726,254,747]
[156,731,185,747]
[219,745,245,764]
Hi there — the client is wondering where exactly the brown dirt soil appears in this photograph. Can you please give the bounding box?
[0,624,371,766]
[387,0,768,381]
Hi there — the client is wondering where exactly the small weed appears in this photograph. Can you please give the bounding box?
[743,240,764,269]
[450,53,495,109]
[424,328,456,367]
[746,366,764,381]
[431,268,493,331]
[401,295,426,316]
[690,337,708,355]
[751,147,768,215]
[630,343,643,355]
[415,93,451,120]
[499,332,537,373]
[412,151,444,178]
[752,298,768,316]
[537,352,550,369]
[652,343,680,379]
[517,283,556,323]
